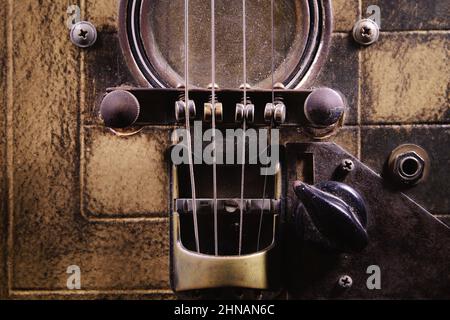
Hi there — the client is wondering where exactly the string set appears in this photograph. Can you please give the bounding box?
[184,0,200,253]
[183,0,276,256]
[257,0,276,252]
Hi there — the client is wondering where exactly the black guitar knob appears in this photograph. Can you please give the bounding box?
[304,88,345,127]
[293,181,368,252]
[100,90,141,129]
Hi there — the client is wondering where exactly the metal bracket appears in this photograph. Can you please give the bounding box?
[171,213,281,292]
[104,87,312,126]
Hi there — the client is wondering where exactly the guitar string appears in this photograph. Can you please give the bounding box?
[211,0,219,256]
[238,0,248,256]
[184,0,200,253]
[257,0,275,252]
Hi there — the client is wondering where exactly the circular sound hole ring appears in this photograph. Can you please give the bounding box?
[118,0,332,89]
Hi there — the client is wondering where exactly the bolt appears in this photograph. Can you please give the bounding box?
[353,19,380,46]
[338,275,353,289]
[70,21,97,48]
[341,159,355,173]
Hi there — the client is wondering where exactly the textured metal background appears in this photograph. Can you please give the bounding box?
[0,0,448,299]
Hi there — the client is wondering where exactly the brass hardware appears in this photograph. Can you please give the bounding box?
[171,157,282,292]
[171,213,280,292]
[175,100,196,122]
[204,83,223,122]
[204,102,223,123]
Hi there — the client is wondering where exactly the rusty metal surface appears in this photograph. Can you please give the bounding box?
[285,143,450,299]
[0,0,449,300]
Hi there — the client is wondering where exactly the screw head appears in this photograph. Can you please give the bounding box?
[273,82,286,90]
[239,83,252,90]
[353,19,380,46]
[207,83,220,90]
[70,21,97,48]
[338,275,353,289]
[341,159,355,173]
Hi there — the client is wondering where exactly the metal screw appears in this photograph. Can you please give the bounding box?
[341,159,355,173]
[70,21,97,48]
[353,19,380,46]
[338,275,353,289]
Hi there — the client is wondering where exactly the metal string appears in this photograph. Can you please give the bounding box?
[238,0,248,256]
[257,0,275,252]
[211,0,219,256]
[184,0,200,253]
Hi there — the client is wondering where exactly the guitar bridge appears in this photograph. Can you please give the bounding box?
[171,163,283,292]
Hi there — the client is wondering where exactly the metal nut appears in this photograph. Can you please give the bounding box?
[388,144,430,186]
[353,19,380,46]
[70,21,97,48]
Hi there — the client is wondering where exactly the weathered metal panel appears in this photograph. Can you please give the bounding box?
[0,0,448,299]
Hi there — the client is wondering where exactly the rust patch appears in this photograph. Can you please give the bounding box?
[281,127,359,157]
[84,127,170,218]
[333,0,359,32]
[86,0,119,33]
[362,33,450,124]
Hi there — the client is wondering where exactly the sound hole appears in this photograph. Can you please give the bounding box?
[140,0,309,88]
